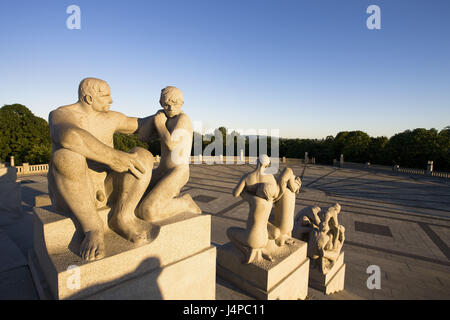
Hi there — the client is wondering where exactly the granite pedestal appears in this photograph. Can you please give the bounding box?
[29,205,216,299]
[0,167,22,219]
[217,239,310,300]
[309,252,346,295]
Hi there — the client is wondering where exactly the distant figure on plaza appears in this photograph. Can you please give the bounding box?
[48,78,155,261]
[136,86,201,222]
[227,155,301,264]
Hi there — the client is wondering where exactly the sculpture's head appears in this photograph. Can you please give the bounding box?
[78,78,112,113]
[160,86,184,118]
[257,154,271,169]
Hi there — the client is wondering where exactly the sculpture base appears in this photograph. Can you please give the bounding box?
[30,206,216,299]
[309,252,346,295]
[0,180,22,219]
[216,239,310,300]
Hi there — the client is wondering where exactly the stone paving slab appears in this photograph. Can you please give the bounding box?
[0,229,27,273]
[0,266,38,300]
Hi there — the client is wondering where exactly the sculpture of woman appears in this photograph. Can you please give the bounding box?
[227,155,301,264]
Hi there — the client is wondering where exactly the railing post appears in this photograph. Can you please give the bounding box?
[304,152,309,164]
[22,163,29,174]
[340,154,344,168]
[10,156,15,167]
[426,161,433,175]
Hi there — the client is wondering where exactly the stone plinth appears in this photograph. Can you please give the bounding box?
[309,252,345,295]
[35,194,52,207]
[29,206,216,300]
[217,239,309,300]
[0,167,22,218]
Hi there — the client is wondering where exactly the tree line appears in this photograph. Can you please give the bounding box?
[1,104,449,171]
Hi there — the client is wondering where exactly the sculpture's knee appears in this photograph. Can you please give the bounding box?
[138,196,160,221]
[51,148,86,179]
[130,147,154,172]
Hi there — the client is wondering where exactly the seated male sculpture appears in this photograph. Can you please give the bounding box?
[293,203,345,274]
[227,155,301,264]
[136,86,201,222]
[48,78,155,261]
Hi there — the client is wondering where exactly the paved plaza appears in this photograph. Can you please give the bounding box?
[1,163,449,299]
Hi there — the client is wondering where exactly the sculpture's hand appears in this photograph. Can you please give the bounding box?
[288,176,302,193]
[109,150,146,179]
[154,110,168,129]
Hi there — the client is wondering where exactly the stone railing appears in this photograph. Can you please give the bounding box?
[11,156,293,176]
[396,167,425,175]
[431,171,450,179]
[339,160,449,179]
[16,163,49,176]
[188,155,258,164]
[13,156,450,179]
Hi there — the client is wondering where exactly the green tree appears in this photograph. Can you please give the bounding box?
[333,131,371,163]
[367,136,388,165]
[0,104,51,165]
[386,128,441,169]
[113,133,149,153]
[436,126,450,171]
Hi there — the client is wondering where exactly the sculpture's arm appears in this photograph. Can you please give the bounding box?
[310,212,320,227]
[107,111,139,135]
[137,115,158,144]
[49,111,145,178]
[233,175,247,198]
[155,112,193,151]
[112,110,159,144]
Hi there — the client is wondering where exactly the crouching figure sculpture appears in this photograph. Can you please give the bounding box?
[294,203,345,274]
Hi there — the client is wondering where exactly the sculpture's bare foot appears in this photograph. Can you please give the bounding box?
[244,248,274,264]
[80,230,105,261]
[183,194,202,214]
[109,215,151,245]
[285,238,295,245]
[275,234,295,247]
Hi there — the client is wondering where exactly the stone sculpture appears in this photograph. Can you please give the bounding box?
[0,166,22,220]
[31,78,215,299]
[136,86,201,222]
[294,203,345,274]
[48,77,156,261]
[48,78,200,261]
[227,154,302,263]
[293,203,346,294]
[217,155,310,299]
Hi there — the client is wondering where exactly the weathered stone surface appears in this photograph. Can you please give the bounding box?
[0,167,22,219]
[31,206,214,299]
[217,239,309,300]
[29,246,216,300]
[47,78,200,262]
[35,194,51,208]
[309,252,346,295]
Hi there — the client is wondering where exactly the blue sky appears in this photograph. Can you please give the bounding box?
[0,0,449,139]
